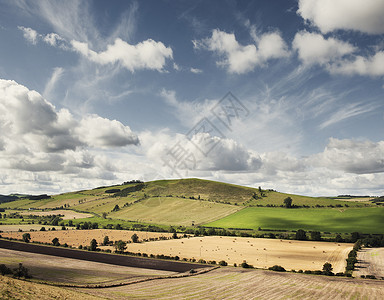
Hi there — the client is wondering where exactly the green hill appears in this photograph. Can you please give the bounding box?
[0,178,379,233]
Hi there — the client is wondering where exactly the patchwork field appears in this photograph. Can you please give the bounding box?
[206,206,384,233]
[125,236,352,273]
[354,247,384,278]
[0,229,179,247]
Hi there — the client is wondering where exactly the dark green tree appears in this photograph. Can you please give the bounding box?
[131,233,139,243]
[13,263,31,278]
[283,197,293,208]
[90,239,98,251]
[114,240,127,253]
[22,233,31,243]
[0,264,12,275]
[52,237,60,246]
[322,262,333,275]
[310,231,321,241]
[103,236,110,246]
[112,205,120,212]
[296,229,307,240]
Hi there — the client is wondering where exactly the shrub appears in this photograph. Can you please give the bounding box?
[268,265,286,272]
[218,260,228,266]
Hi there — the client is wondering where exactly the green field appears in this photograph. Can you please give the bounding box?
[109,196,241,226]
[0,178,381,234]
[205,206,384,233]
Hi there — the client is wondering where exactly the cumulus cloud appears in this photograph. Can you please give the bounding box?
[77,115,139,148]
[310,138,384,174]
[293,31,356,66]
[0,79,139,165]
[190,68,203,74]
[329,51,384,77]
[71,38,173,72]
[18,26,38,44]
[194,29,289,74]
[298,0,384,34]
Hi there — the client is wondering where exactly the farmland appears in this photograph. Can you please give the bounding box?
[126,236,352,273]
[206,206,384,233]
[354,247,384,279]
[0,229,179,247]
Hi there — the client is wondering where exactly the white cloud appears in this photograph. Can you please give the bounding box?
[319,102,378,129]
[18,26,38,44]
[0,79,138,157]
[71,38,173,72]
[293,31,356,66]
[190,67,203,74]
[77,115,139,148]
[310,138,384,174]
[194,29,289,74]
[329,51,384,77]
[298,0,384,34]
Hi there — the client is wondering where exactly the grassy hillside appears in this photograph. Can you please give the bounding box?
[109,196,241,226]
[0,178,379,233]
[205,206,384,234]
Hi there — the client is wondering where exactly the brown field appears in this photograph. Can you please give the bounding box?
[78,267,384,300]
[354,247,384,278]
[21,209,93,219]
[0,228,178,247]
[0,276,100,300]
[0,248,175,285]
[125,236,352,273]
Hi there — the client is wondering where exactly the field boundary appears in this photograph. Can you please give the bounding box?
[0,239,209,273]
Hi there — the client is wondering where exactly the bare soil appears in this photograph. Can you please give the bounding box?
[354,247,384,278]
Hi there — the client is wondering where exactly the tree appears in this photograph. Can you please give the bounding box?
[90,239,98,251]
[296,229,307,240]
[283,197,293,208]
[114,240,126,253]
[102,212,107,219]
[22,233,31,243]
[0,264,12,275]
[335,234,343,242]
[52,237,60,246]
[310,231,321,241]
[40,227,46,231]
[13,263,31,278]
[112,205,120,212]
[322,262,333,275]
[103,236,110,246]
[131,233,139,243]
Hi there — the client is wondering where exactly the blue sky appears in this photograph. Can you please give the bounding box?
[0,0,384,196]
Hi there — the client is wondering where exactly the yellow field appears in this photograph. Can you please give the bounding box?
[125,236,352,273]
[20,209,93,220]
[0,229,178,247]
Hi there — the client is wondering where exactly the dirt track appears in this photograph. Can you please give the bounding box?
[0,239,207,273]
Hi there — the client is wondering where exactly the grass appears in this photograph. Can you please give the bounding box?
[205,206,384,233]
[109,196,241,226]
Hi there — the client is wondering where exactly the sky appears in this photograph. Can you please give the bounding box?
[0,0,384,196]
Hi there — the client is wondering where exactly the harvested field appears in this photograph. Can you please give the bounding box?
[0,239,208,273]
[354,247,384,278]
[126,236,352,273]
[20,209,93,219]
[0,224,64,232]
[0,276,100,300]
[77,267,384,300]
[0,228,178,247]
[0,248,175,285]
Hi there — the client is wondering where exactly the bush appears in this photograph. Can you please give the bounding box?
[241,262,253,268]
[218,260,228,266]
[268,265,286,272]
